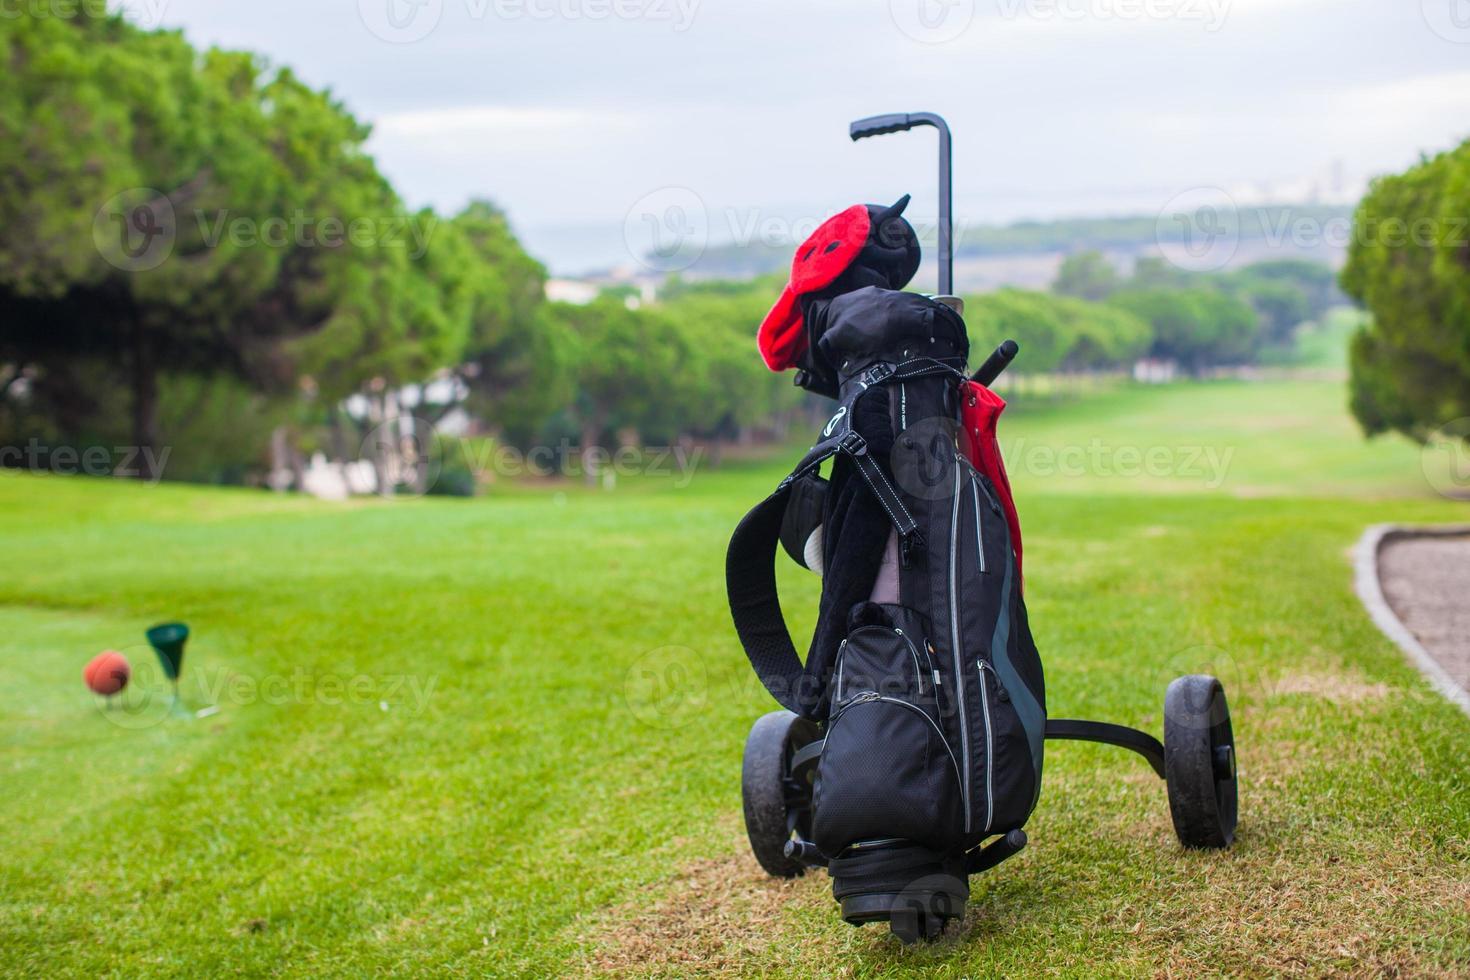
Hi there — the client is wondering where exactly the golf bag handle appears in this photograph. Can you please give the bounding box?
[849,112,953,296]
[972,340,1020,386]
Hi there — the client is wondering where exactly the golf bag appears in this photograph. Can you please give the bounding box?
[726,197,1046,933]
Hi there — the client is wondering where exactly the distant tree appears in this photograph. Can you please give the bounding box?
[450,202,556,430]
[1341,140,1470,441]
[0,12,440,478]
[966,290,1071,373]
[547,298,688,481]
[1129,256,1194,290]
[1237,259,1342,321]
[1228,277,1311,348]
[1052,296,1151,370]
[1053,250,1120,301]
[967,289,1150,374]
[1108,287,1259,371]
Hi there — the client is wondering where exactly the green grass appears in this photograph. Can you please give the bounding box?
[1,380,1467,977]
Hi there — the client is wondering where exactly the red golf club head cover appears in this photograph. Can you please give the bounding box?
[961,380,1024,583]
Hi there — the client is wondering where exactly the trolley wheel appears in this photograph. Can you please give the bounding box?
[741,709,819,877]
[1164,674,1238,849]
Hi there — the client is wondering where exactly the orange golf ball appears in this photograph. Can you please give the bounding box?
[84,651,131,696]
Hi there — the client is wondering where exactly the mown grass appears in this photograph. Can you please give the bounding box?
[0,380,1466,977]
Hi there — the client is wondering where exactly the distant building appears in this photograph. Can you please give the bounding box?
[545,278,600,305]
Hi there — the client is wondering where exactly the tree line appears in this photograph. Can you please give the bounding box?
[964,253,1343,376]
[1,10,1359,494]
[0,11,803,491]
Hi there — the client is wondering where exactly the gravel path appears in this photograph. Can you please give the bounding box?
[1377,533,1470,693]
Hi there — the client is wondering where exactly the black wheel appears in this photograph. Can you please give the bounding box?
[741,709,819,877]
[1164,674,1238,849]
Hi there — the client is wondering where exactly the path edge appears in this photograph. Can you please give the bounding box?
[1353,523,1470,718]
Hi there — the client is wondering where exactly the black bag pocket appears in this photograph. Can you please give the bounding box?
[812,612,963,855]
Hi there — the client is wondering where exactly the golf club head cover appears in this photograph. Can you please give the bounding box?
[960,381,1024,583]
[758,196,922,395]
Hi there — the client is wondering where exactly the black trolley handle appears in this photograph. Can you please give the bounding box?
[849,112,953,296]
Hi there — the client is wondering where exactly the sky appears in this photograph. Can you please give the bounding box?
[135,0,1470,273]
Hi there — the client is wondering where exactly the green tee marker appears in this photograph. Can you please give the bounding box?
[146,622,190,716]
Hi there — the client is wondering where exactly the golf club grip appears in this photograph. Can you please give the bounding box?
[973,340,1020,386]
[850,114,913,141]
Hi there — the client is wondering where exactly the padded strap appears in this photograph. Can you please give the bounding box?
[727,480,812,714]
[727,433,921,715]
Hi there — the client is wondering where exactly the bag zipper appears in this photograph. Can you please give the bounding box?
[947,455,972,833]
[969,472,986,574]
[828,692,963,792]
[838,628,927,698]
[894,627,927,695]
[976,660,1004,834]
[834,639,847,703]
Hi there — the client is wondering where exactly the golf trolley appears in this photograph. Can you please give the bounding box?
[732,113,1239,944]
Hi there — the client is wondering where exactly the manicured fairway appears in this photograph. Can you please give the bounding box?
[1,381,1467,976]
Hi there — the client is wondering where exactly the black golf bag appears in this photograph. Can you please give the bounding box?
[726,197,1046,940]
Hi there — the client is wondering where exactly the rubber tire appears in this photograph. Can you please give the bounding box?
[741,710,818,877]
[1164,674,1238,849]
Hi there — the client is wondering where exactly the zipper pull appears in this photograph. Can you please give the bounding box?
[978,660,1010,702]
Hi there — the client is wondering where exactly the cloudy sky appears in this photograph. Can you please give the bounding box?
[142,0,1470,272]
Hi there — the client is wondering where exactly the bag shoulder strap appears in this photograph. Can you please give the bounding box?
[726,407,923,715]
